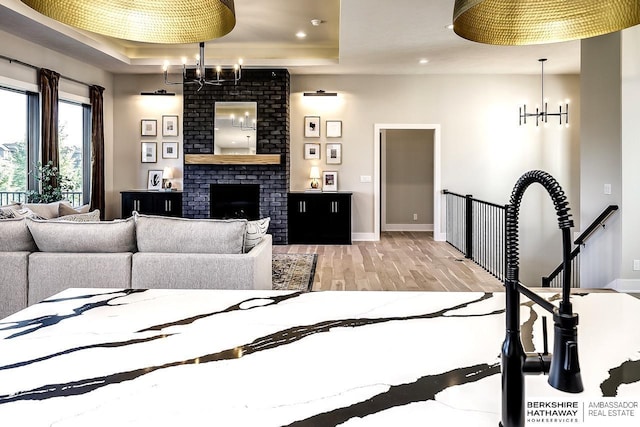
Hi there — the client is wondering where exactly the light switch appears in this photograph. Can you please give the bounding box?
[634,260,640,271]
[604,184,611,195]
[360,175,372,183]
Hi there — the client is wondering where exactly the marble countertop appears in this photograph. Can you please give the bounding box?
[0,288,639,426]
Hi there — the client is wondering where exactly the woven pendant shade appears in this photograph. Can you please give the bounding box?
[453,0,640,45]
[19,0,236,44]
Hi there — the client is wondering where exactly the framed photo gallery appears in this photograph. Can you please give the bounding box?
[303,117,343,165]
[140,115,180,163]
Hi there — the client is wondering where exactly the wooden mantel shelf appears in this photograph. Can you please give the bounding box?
[184,154,281,165]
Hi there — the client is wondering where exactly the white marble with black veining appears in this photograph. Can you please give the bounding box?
[0,288,638,426]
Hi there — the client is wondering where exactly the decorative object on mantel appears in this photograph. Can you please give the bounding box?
[309,167,321,191]
[162,115,179,137]
[184,154,280,165]
[164,42,242,91]
[19,0,236,44]
[452,0,640,45]
[141,119,157,137]
[304,116,321,138]
[326,143,342,165]
[303,90,337,97]
[304,143,320,160]
[141,142,157,163]
[140,89,175,96]
[147,170,163,191]
[519,59,569,127]
[322,171,338,192]
[326,120,342,138]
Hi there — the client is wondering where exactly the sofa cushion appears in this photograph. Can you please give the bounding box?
[51,209,100,222]
[135,213,247,254]
[0,218,37,252]
[245,217,270,253]
[59,203,90,216]
[26,216,136,253]
[21,201,71,219]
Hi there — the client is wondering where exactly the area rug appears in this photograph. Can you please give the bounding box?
[272,254,317,291]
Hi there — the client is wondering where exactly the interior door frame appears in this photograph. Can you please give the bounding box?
[374,123,443,241]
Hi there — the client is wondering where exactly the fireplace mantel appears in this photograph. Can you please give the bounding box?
[185,154,281,165]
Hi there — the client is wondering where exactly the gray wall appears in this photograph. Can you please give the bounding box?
[384,129,434,227]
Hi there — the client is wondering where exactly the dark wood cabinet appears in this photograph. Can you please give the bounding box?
[288,192,352,244]
[121,191,182,218]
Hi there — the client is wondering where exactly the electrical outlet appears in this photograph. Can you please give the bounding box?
[413,213,418,221]
[634,260,640,271]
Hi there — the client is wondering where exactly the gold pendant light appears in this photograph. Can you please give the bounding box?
[19,0,236,44]
[453,0,640,45]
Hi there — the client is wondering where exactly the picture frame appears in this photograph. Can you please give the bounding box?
[162,115,179,137]
[304,143,321,160]
[322,171,338,192]
[326,143,342,165]
[141,142,157,163]
[326,120,342,138]
[147,170,163,190]
[304,116,321,138]
[141,119,157,136]
[162,141,179,159]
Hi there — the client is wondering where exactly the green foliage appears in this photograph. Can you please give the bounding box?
[0,142,27,192]
[26,161,72,203]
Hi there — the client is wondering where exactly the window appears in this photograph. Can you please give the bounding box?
[0,86,38,205]
[58,100,91,206]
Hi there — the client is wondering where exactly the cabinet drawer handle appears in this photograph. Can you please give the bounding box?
[299,200,306,213]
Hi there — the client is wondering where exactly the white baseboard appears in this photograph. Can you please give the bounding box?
[604,279,640,293]
[352,232,376,241]
[383,224,433,232]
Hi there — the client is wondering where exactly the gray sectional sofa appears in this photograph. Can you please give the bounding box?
[0,213,272,319]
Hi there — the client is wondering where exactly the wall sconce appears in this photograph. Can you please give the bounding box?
[519,59,569,126]
[162,167,174,191]
[303,90,337,97]
[309,166,321,190]
[141,89,175,96]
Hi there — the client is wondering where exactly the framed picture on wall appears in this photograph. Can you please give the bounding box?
[141,142,157,163]
[162,115,179,137]
[147,170,163,190]
[304,116,321,138]
[326,143,342,165]
[162,141,179,159]
[323,171,338,192]
[326,120,342,138]
[141,119,157,136]
[304,143,321,160]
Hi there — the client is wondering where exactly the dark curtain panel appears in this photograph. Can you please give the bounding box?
[39,68,60,169]
[89,85,105,219]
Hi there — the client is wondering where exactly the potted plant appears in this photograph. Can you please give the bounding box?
[26,161,72,203]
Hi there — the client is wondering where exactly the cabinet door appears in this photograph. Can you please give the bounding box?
[288,194,318,243]
[320,195,351,244]
[122,193,153,217]
[153,193,182,217]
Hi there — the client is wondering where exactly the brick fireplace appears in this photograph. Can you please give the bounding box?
[182,69,290,244]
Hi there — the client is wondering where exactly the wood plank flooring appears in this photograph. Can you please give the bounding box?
[273,231,505,292]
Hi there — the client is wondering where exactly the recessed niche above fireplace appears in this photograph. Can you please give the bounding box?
[210,184,260,220]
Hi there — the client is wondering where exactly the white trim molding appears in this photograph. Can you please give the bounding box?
[383,224,433,232]
[605,279,640,293]
[352,232,376,241]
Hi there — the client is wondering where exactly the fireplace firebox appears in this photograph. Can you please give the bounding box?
[210,184,260,220]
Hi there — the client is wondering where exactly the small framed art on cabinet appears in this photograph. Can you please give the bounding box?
[323,171,338,192]
[141,142,157,163]
[141,119,157,136]
[147,170,163,190]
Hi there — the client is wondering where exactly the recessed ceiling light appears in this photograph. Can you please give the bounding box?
[296,31,307,39]
[311,19,323,26]
[419,58,429,64]
[446,24,454,30]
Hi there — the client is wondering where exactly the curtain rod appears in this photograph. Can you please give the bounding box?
[0,54,94,88]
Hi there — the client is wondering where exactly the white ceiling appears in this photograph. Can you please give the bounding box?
[0,0,580,75]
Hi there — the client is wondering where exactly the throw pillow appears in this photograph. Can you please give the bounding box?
[134,213,247,254]
[0,202,20,219]
[51,209,100,222]
[244,217,270,253]
[26,216,136,253]
[59,203,90,216]
[21,201,71,219]
[0,218,37,252]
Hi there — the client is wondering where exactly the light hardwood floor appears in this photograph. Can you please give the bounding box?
[274,231,505,292]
